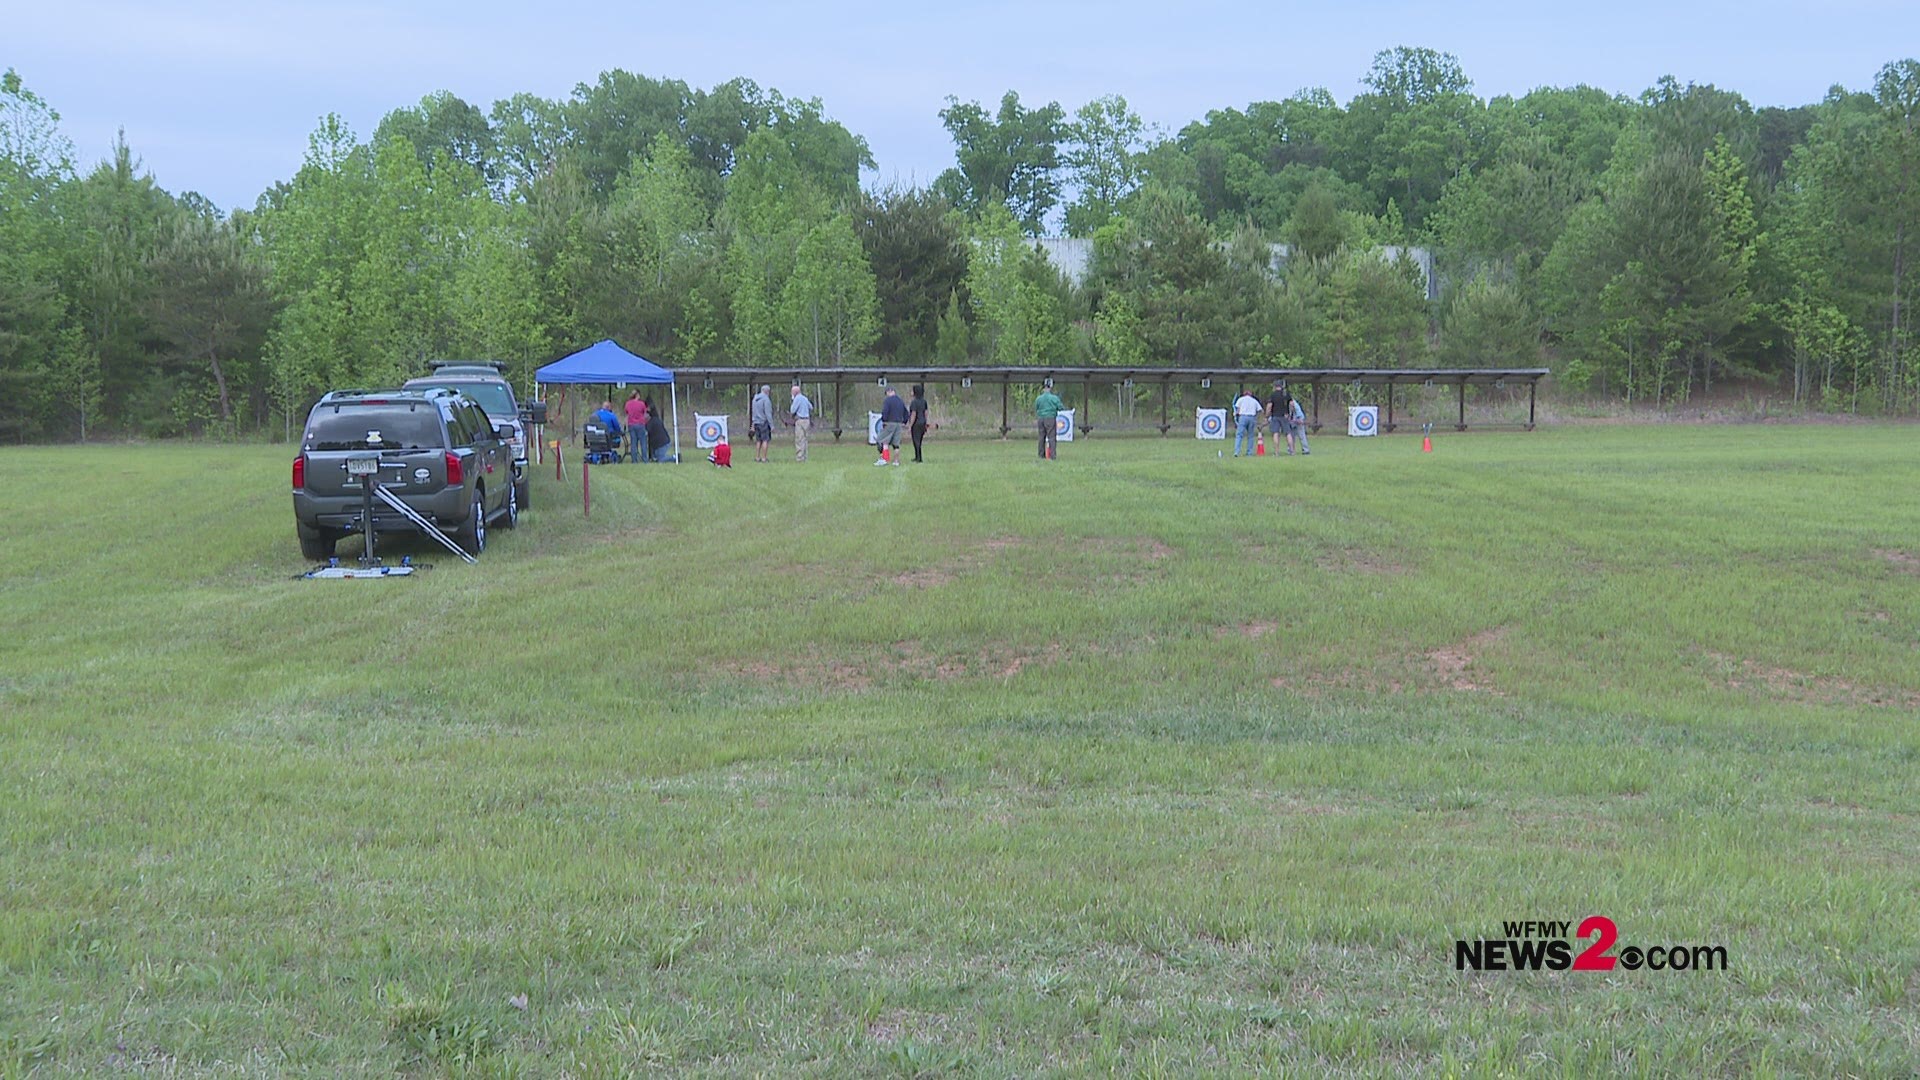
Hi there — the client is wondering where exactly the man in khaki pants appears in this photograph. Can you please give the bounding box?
[788,384,814,461]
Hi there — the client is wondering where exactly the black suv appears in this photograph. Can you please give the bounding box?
[292,388,518,561]
[401,362,541,510]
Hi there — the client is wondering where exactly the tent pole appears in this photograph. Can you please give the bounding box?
[670,383,681,463]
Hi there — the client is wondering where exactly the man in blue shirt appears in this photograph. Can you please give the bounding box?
[787,385,813,462]
[592,400,624,458]
[874,387,908,465]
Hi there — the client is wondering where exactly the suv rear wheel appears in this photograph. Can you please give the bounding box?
[298,528,337,562]
[456,488,487,555]
[501,479,519,529]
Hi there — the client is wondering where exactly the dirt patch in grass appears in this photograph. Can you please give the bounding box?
[1425,626,1510,693]
[1873,548,1920,573]
[1218,622,1276,640]
[726,640,1077,690]
[1708,651,1920,710]
[728,659,873,692]
[864,1008,949,1046]
[892,567,956,588]
[1315,549,1408,575]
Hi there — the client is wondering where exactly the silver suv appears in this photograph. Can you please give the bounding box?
[402,362,543,510]
[292,388,518,561]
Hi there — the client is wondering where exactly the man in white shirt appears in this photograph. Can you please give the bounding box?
[788,385,813,462]
[1232,389,1263,457]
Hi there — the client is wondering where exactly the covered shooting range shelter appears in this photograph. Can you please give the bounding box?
[670,366,1550,439]
[535,340,679,460]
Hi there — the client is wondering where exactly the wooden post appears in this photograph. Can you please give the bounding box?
[1160,377,1170,435]
[1527,381,1537,431]
[1311,382,1320,432]
[1082,377,1091,436]
[1386,382,1396,433]
[833,380,843,441]
[1000,380,1010,437]
[1457,379,1467,431]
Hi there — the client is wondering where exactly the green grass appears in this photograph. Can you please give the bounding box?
[2,425,1918,1076]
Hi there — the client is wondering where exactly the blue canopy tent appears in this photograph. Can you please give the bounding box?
[535,340,679,462]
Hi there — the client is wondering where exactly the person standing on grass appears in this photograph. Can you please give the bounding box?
[1267,380,1290,454]
[623,391,648,463]
[788,384,813,462]
[875,386,908,466]
[750,384,774,463]
[908,384,930,462]
[1232,388,1262,456]
[1035,378,1064,460]
[1287,391,1311,456]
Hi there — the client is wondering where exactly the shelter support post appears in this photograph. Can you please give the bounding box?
[1386,382,1396,433]
[1160,378,1169,435]
[834,381,843,440]
[670,384,680,463]
[1000,381,1010,438]
[1083,377,1091,436]
[1458,379,1467,431]
[1311,382,1320,432]
[1527,382,1536,431]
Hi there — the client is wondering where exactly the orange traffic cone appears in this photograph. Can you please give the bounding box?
[1422,434,1433,453]
[880,445,891,463]
[1255,434,1266,456]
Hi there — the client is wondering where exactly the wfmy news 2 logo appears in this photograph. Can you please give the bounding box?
[1455,916,1728,972]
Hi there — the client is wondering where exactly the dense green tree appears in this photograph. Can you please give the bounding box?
[1439,277,1539,367]
[933,92,1066,234]
[723,128,827,364]
[854,186,969,361]
[0,70,83,440]
[1063,95,1145,236]
[375,91,498,190]
[143,213,276,427]
[779,214,880,364]
[934,290,969,366]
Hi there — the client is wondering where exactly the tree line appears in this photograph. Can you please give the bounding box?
[2,49,1917,441]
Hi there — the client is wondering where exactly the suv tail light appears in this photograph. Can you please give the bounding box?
[292,453,306,488]
[445,451,463,486]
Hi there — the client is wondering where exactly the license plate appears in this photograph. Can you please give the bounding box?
[346,456,380,476]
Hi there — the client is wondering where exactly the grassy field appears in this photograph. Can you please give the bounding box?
[2,425,1918,1077]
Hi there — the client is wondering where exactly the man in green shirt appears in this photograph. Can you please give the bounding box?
[1035,379,1065,460]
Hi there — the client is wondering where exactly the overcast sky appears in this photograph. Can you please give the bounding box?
[11,0,1917,212]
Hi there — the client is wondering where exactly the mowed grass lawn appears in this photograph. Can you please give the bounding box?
[2,424,1918,1077]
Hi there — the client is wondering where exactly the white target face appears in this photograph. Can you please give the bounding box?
[1354,411,1375,432]
[1199,413,1224,436]
[698,419,724,443]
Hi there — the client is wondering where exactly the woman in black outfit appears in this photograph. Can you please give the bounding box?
[907,384,930,462]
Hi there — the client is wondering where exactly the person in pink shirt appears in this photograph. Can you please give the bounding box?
[623,391,649,463]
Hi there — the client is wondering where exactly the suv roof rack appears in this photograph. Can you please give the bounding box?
[317,387,465,408]
[427,360,506,373]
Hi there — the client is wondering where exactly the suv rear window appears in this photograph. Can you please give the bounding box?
[305,408,445,450]
[408,380,515,420]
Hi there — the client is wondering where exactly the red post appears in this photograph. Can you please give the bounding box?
[582,459,590,518]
